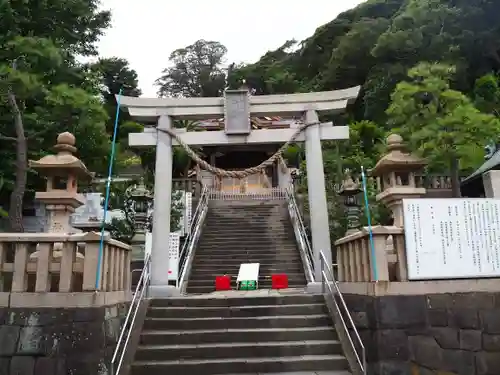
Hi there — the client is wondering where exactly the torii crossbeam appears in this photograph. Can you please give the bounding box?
[122,86,360,297]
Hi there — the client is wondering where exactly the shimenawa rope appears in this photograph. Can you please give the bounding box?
[157,121,319,179]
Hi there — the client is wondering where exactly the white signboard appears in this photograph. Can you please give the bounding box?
[145,232,180,280]
[403,199,500,280]
[185,192,192,233]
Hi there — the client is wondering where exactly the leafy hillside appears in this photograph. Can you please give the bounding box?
[233,0,500,123]
[225,0,500,236]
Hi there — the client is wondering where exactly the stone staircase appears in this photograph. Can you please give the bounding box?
[131,293,350,375]
[187,200,307,294]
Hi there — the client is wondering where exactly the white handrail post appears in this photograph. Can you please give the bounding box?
[320,251,325,294]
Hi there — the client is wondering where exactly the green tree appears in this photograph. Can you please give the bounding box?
[473,73,500,117]
[0,37,109,231]
[90,57,142,134]
[387,62,500,197]
[0,0,111,231]
[156,40,227,98]
[89,57,145,176]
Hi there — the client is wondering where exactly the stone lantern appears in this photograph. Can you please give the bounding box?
[338,170,362,235]
[370,134,427,227]
[124,178,153,260]
[30,132,93,234]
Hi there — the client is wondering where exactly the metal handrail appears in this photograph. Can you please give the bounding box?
[178,186,208,272]
[320,250,366,375]
[285,187,315,282]
[178,185,209,287]
[111,252,151,375]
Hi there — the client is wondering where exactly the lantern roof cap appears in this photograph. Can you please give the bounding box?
[29,131,93,180]
[370,134,426,176]
[339,169,361,195]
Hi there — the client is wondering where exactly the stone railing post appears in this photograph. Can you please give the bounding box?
[335,226,406,282]
[0,233,131,295]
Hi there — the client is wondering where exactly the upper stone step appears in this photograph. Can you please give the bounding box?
[150,293,324,308]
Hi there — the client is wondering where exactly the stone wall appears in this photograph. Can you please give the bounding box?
[344,292,500,375]
[0,303,128,375]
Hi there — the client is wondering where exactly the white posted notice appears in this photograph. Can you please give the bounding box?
[145,232,180,280]
[403,198,500,280]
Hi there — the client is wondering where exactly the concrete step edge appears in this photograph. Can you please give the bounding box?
[132,354,346,366]
[147,303,323,311]
[144,314,327,322]
[137,339,340,350]
[141,326,334,335]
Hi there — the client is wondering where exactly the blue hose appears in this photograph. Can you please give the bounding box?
[361,166,378,281]
[95,88,123,290]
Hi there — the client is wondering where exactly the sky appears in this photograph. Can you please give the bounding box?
[97,0,365,97]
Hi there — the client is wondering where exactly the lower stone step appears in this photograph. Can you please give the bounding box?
[149,294,324,307]
[147,303,327,318]
[143,314,330,330]
[140,326,337,345]
[186,280,307,294]
[135,339,342,361]
[131,354,348,375]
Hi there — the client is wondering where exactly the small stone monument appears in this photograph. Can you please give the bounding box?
[370,134,427,227]
[29,132,93,258]
[72,192,103,232]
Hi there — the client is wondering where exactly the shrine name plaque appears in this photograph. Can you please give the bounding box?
[224,90,251,135]
[403,198,500,280]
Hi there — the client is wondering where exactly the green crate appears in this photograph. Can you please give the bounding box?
[240,280,257,290]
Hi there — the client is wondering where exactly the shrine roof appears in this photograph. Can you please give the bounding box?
[190,116,300,131]
[461,148,500,185]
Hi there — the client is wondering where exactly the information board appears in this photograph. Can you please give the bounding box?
[403,199,500,280]
[145,232,180,280]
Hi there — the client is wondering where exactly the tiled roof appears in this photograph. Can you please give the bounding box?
[461,149,500,185]
[195,117,300,130]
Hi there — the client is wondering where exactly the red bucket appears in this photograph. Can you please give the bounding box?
[271,274,288,289]
[215,275,231,291]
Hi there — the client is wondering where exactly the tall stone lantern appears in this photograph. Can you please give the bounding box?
[338,170,362,235]
[124,178,153,260]
[30,132,93,234]
[370,134,427,227]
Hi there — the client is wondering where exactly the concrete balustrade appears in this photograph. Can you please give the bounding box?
[335,226,406,282]
[0,232,131,307]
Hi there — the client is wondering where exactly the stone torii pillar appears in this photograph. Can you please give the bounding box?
[121,86,360,296]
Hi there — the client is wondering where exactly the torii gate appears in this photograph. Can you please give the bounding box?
[122,87,360,297]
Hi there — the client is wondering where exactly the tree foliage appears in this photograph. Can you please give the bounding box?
[0,0,113,231]
[217,0,500,239]
[156,40,227,98]
[387,62,500,196]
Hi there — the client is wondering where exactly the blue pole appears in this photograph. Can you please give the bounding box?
[95,88,123,290]
[360,166,378,281]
